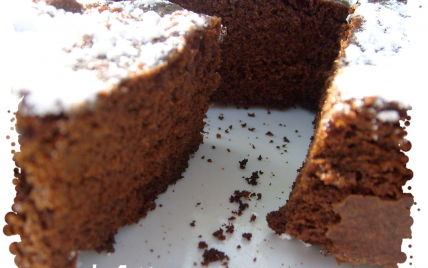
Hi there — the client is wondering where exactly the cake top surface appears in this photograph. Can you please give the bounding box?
[4,0,420,116]
[334,0,419,114]
[6,0,212,115]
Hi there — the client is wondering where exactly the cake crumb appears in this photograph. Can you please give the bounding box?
[198,241,208,249]
[283,136,290,143]
[213,228,226,240]
[266,131,274,136]
[245,171,259,185]
[225,223,235,234]
[242,233,252,241]
[250,214,257,222]
[239,159,248,169]
[201,248,229,266]
[229,190,252,203]
[190,220,196,227]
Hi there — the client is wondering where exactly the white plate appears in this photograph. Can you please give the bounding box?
[77,105,379,268]
[0,93,425,268]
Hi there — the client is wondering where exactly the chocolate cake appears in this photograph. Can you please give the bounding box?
[4,0,414,268]
[5,1,221,267]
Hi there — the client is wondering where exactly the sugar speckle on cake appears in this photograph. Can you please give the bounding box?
[9,0,210,116]
[376,110,400,122]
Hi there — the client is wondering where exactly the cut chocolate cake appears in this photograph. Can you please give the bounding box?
[4,0,415,268]
[5,1,221,267]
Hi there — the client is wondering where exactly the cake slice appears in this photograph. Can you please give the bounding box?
[4,1,221,267]
[267,1,414,267]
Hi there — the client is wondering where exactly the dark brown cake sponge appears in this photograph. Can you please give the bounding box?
[36,0,83,13]
[171,0,350,109]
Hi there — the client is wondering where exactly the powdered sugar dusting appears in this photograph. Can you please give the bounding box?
[344,0,410,66]
[376,110,400,122]
[279,233,293,240]
[334,0,418,111]
[8,0,211,116]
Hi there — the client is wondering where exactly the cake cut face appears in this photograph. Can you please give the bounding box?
[266,91,413,268]
[5,1,221,267]
[171,0,350,109]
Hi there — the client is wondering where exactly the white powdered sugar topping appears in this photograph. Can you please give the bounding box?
[300,240,312,247]
[279,233,293,240]
[278,233,312,247]
[344,0,410,66]
[334,0,421,111]
[7,0,210,115]
[376,110,400,122]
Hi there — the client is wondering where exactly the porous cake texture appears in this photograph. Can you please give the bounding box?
[5,1,221,267]
[266,91,413,268]
[171,0,350,109]
[266,1,414,267]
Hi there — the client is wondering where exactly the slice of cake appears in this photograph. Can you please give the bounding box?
[267,1,414,268]
[4,1,221,267]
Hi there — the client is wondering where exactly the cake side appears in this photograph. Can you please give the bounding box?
[4,1,222,267]
[267,88,413,267]
[171,0,350,109]
[266,1,414,267]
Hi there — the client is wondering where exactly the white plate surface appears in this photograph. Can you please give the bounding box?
[76,105,378,268]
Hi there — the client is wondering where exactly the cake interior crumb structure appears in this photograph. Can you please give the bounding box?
[4,0,415,268]
[6,1,221,267]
